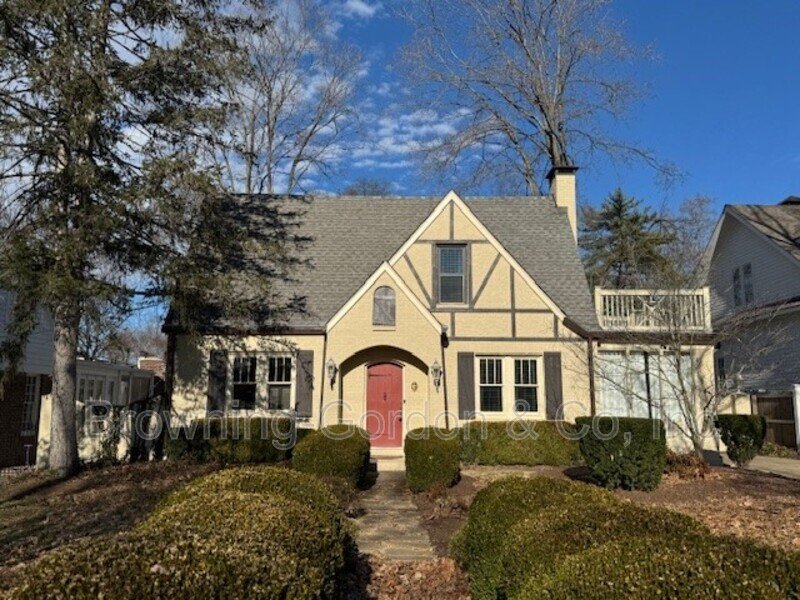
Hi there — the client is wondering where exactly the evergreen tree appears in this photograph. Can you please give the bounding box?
[580,189,675,289]
[0,0,302,476]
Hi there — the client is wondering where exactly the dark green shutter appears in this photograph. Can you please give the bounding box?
[544,352,563,420]
[457,352,475,420]
[295,350,314,418]
[207,350,227,414]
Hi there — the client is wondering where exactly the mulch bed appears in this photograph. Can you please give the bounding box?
[0,461,218,591]
[413,464,800,555]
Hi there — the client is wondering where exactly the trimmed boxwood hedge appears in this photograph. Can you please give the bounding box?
[405,427,462,492]
[455,476,800,600]
[10,467,348,600]
[164,416,305,464]
[716,414,767,466]
[460,420,581,466]
[292,425,371,488]
[499,501,707,599]
[516,535,800,599]
[450,477,613,600]
[576,416,666,491]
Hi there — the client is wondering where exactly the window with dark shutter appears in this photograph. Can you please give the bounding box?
[373,286,396,326]
[267,356,292,410]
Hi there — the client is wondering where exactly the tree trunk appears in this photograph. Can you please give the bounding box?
[49,300,80,476]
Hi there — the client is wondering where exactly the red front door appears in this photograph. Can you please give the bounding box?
[366,363,403,448]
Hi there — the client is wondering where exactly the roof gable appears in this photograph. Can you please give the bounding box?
[209,192,600,333]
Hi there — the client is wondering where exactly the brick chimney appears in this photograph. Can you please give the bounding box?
[548,166,578,241]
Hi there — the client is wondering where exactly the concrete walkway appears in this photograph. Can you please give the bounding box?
[354,471,435,561]
[748,455,800,480]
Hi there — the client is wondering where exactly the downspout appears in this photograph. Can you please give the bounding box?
[440,331,450,429]
[587,335,596,416]
[317,332,328,429]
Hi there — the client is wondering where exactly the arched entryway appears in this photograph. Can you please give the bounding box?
[365,362,404,448]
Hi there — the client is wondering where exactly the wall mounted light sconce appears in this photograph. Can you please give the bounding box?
[431,360,443,391]
[326,358,338,388]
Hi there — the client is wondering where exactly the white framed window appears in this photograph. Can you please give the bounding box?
[479,357,503,412]
[475,356,544,417]
[514,358,539,412]
[438,244,467,304]
[232,356,258,410]
[267,356,292,410]
[20,375,40,436]
[78,376,112,435]
[373,286,396,326]
[228,353,295,413]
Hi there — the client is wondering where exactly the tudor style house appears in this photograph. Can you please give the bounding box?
[165,168,720,455]
[706,197,800,449]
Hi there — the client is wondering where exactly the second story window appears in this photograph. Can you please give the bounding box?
[732,263,754,307]
[438,244,466,303]
[373,286,396,326]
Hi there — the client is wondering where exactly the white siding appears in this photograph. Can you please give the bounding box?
[709,213,800,320]
[0,290,54,375]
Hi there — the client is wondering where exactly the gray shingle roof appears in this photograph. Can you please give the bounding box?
[258,194,599,333]
[730,204,800,264]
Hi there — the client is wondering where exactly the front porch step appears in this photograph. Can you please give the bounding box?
[371,456,405,472]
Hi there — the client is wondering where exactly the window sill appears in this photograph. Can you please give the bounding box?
[372,325,397,332]
[435,303,468,309]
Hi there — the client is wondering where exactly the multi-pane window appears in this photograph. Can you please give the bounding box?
[514,359,539,412]
[438,245,466,303]
[479,358,503,412]
[232,356,257,410]
[373,286,396,326]
[20,376,39,436]
[267,356,292,410]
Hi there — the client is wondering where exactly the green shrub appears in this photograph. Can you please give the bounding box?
[164,417,302,464]
[405,427,462,492]
[516,535,800,599]
[499,502,707,598]
[450,477,613,600]
[716,414,767,466]
[9,531,325,600]
[576,416,666,491]
[155,465,342,520]
[293,425,371,487]
[460,421,581,466]
[11,468,350,600]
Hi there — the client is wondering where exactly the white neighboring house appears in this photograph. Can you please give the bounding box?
[706,197,800,449]
[0,290,54,468]
[37,359,156,467]
[1,290,157,468]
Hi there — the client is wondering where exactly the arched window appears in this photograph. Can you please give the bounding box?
[373,286,396,326]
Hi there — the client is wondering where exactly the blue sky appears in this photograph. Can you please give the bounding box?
[332,0,800,213]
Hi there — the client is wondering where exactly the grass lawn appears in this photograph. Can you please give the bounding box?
[0,462,218,592]
[414,464,800,556]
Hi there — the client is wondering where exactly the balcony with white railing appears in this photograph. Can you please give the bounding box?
[595,288,712,333]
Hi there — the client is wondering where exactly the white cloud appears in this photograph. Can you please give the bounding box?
[339,0,382,19]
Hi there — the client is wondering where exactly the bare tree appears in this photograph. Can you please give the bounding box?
[342,178,394,195]
[400,0,675,193]
[216,0,362,194]
[662,195,717,287]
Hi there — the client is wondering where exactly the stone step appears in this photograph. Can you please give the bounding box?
[373,456,405,472]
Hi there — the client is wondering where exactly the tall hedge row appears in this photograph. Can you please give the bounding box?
[454,476,800,600]
[460,420,581,466]
[164,417,309,464]
[9,467,349,599]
